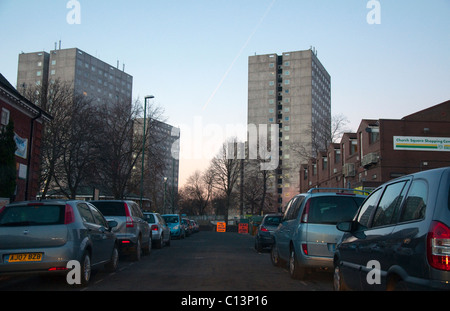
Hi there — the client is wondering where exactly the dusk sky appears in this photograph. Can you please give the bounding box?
[1,0,449,186]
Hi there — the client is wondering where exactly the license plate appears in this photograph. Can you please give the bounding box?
[7,253,43,263]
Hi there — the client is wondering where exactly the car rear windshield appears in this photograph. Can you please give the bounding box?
[0,204,65,226]
[144,213,156,223]
[90,202,126,216]
[264,216,282,226]
[163,215,179,223]
[308,196,365,224]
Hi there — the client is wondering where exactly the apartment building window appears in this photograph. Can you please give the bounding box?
[269,63,274,68]
[51,60,56,65]
[269,81,274,86]
[284,80,290,85]
[51,70,56,75]
[284,71,290,76]
[269,99,275,105]
[37,62,42,67]
[36,71,41,76]
[1,108,10,126]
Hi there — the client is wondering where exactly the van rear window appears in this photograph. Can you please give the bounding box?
[0,205,64,226]
[308,196,363,224]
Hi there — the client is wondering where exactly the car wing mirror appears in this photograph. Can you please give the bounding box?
[108,220,118,231]
[337,221,354,232]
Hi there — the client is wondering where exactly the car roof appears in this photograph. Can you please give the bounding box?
[6,199,80,206]
[304,188,370,197]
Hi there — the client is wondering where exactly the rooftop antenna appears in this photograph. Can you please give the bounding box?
[59,40,61,50]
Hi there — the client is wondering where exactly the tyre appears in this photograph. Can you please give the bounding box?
[80,252,92,286]
[333,264,349,291]
[105,244,119,272]
[143,236,152,255]
[270,243,283,267]
[155,234,163,249]
[132,238,141,261]
[289,248,306,280]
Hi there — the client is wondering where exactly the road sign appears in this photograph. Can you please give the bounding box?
[216,222,226,232]
[238,223,249,234]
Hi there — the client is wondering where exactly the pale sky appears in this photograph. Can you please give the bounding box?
[1,0,449,186]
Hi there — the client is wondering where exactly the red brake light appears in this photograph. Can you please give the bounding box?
[301,200,311,223]
[260,226,269,232]
[124,203,134,228]
[302,243,308,255]
[151,224,158,231]
[64,204,75,224]
[427,221,450,271]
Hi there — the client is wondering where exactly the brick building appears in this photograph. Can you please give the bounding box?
[300,100,450,193]
[0,73,52,202]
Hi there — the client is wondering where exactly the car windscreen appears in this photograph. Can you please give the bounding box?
[308,196,364,224]
[90,202,126,216]
[0,204,64,226]
[163,215,179,223]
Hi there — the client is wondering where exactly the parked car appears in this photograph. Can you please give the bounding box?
[190,219,199,233]
[334,167,450,291]
[143,212,171,248]
[90,200,151,261]
[0,200,119,286]
[162,214,185,239]
[271,188,367,280]
[182,218,193,237]
[254,213,283,252]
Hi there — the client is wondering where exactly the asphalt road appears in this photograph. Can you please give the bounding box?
[0,230,333,292]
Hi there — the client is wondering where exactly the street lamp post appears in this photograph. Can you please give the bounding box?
[140,95,154,209]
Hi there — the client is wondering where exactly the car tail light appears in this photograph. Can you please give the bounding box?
[151,225,158,231]
[301,200,311,223]
[124,203,134,228]
[64,204,75,224]
[260,226,269,232]
[302,243,308,255]
[49,267,68,271]
[427,221,450,271]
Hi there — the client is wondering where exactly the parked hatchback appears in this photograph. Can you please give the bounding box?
[271,188,367,279]
[143,212,171,248]
[90,200,151,261]
[162,214,185,239]
[0,200,119,286]
[255,213,283,252]
[334,167,450,290]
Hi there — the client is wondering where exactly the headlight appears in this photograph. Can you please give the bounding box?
[174,225,179,230]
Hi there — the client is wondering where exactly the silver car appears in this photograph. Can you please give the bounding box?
[143,212,171,248]
[0,200,119,286]
[271,188,367,280]
[90,200,152,261]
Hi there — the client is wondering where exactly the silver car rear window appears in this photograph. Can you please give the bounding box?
[0,204,64,226]
[308,196,364,225]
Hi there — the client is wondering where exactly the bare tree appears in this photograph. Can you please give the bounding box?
[22,79,77,198]
[97,96,165,200]
[208,138,242,223]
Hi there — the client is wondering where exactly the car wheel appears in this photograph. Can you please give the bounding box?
[289,248,306,280]
[255,238,263,252]
[155,234,163,249]
[270,243,282,267]
[143,236,152,255]
[132,238,141,261]
[333,264,348,291]
[105,244,119,272]
[80,252,91,286]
